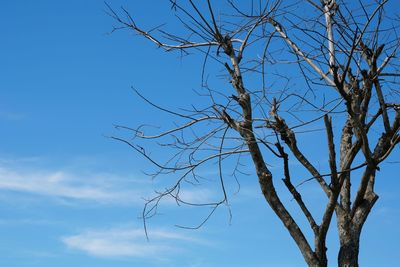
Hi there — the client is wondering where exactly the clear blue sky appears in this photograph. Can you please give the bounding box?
[0,1,399,266]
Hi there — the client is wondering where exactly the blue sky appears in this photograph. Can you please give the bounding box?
[1,1,399,266]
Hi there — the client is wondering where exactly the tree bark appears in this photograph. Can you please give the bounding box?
[338,239,359,267]
[337,211,361,267]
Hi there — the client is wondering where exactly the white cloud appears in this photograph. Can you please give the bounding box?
[62,226,202,258]
[0,166,141,204]
[0,163,219,206]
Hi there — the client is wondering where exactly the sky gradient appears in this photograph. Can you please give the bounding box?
[1,1,399,266]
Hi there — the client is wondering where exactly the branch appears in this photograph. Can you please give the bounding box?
[324,115,338,187]
[339,118,352,212]
[373,78,391,134]
[269,103,331,196]
[276,142,319,235]
[268,17,335,87]
[115,116,220,139]
[106,3,220,51]
[111,136,249,171]
[323,0,337,75]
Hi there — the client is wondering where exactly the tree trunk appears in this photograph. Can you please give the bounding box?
[338,240,359,267]
[337,211,361,267]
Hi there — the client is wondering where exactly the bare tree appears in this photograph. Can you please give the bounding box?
[108,1,400,266]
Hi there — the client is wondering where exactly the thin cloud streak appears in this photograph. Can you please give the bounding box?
[0,166,140,204]
[62,225,203,258]
[0,164,218,205]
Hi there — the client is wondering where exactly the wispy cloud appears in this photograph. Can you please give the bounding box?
[0,166,142,204]
[62,225,203,258]
[0,162,218,206]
